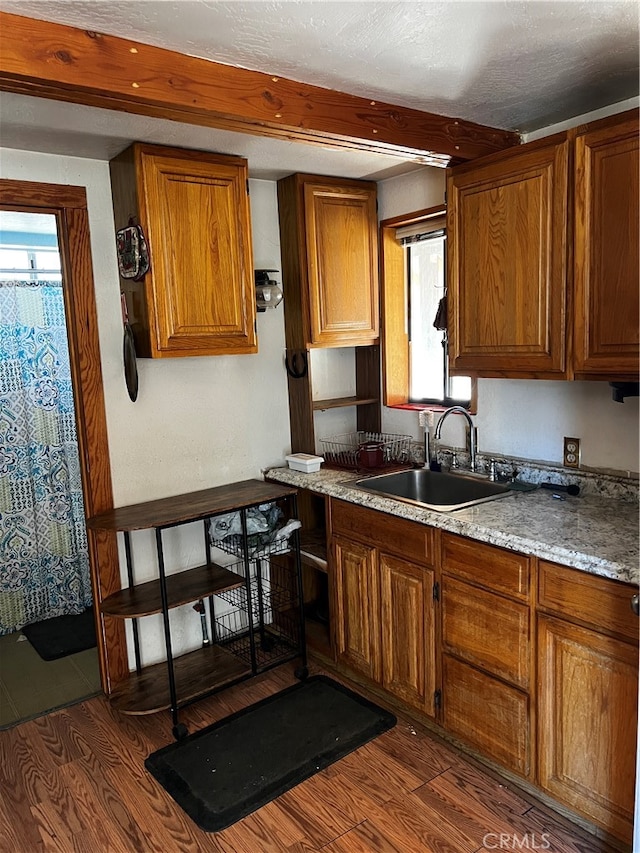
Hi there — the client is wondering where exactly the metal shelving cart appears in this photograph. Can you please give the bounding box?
[87,480,307,740]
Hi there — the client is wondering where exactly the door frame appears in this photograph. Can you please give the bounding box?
[0,178,127,693]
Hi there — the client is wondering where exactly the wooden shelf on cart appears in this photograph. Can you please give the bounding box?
[86,480,298,531]
[100,562,244,618]
[109,645,251,714]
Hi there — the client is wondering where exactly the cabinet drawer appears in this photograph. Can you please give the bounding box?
[538,561,638,642]
[442,576,530,689]
[443,655,530,778]
[330,499,435,565]
[442,533,530,601]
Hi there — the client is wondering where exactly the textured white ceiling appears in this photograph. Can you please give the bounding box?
[1,0,638,132]
[0,1,637,176]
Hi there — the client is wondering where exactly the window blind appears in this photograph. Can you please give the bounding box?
[396,213,446,245]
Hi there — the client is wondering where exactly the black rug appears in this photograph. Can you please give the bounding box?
[22,607,97,661]
[145,674,397,832]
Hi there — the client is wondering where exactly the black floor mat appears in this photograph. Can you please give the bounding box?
[145,674,397,832]
[22,607,97,661]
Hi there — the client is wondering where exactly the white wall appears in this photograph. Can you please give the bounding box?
[0,150,292,663]
[0,151,292,498]
[376,153,640,475]
[525,96,639,141]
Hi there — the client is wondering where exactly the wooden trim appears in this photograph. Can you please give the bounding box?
[355,346,382,434]
[381,204,477,411]
[312,395,379,410]
[0,179,126,695]
[382,205,449,229]
[381,207,447,406]
[0,11,521,165]
[380,221,409,406]
[570,105,640,137]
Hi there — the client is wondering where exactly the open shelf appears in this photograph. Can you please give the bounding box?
[299,527,328,573]
[100,562,244,618]
[89,482,306,728]
[109,645,251,715]
[312,395,379,411]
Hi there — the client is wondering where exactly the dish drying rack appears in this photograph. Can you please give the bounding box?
[319,431,413,472]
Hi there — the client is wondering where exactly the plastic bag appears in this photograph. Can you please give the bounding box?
[208,502,299,556]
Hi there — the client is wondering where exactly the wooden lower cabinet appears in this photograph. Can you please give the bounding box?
[380,553,435,714]
[332,535,381,682]
[442,654,531,777]
[440,534,533,778]
[442,575,530,689]
[538,614,638,844]
[330,501,436,716]
[329,507,637,844]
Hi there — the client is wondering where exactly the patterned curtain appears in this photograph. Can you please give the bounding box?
[0,280,91,635]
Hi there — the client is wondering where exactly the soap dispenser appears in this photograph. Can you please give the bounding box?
[419,410,440,471]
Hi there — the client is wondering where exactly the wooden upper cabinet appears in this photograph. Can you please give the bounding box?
[278,174,379,348]
[447,138,569,377]
[110,143,257,358]
[447,108,639,381]
[573,112,639,378]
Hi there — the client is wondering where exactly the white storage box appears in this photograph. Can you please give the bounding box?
[285,453,324,473]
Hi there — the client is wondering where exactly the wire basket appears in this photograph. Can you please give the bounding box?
[319,431,413,472]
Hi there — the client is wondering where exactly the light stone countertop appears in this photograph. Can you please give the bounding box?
[265,467,639,585]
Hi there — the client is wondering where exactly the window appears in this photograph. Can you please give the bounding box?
[380,205,474,410]
[0,212,61,282]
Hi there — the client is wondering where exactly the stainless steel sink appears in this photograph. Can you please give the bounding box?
[354,468,511,512]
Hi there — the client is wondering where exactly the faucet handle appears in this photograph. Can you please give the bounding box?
[488,459,498,481]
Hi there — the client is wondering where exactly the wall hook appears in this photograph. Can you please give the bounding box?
[285,350,308,379]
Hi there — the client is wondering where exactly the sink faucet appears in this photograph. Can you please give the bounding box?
[434,406,478,473]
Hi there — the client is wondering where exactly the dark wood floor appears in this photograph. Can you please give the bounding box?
[0,662,611,853]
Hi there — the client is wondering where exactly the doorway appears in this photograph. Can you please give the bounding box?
[0,178,127,702]
[0,209,102,726]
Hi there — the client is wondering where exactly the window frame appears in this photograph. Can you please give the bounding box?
[380,204,477,413]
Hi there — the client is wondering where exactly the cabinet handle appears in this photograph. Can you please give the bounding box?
[631,594,639,616]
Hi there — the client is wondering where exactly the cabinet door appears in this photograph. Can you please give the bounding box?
[442,655,530,778]
[304,182,379,346]
[332,535,381,682]
[538,615,638,844]
[447,140,569,376]
[380,554,435,716]
[137,145,257,357]
[573,113,639,377]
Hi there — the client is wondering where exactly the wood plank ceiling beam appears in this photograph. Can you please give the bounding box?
[0,11,521,166]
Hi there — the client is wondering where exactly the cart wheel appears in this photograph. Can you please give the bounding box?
[173,723,189,740]
[294,666,309,681]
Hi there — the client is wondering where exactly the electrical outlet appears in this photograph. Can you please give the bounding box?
[563,437,581,468]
